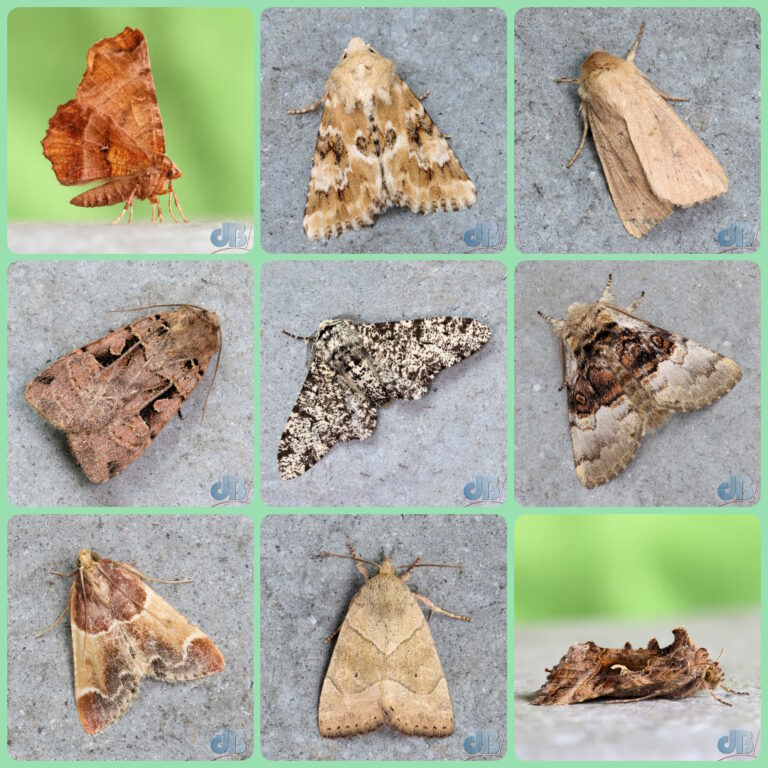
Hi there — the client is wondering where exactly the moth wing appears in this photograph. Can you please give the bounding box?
[318,581,453,736]
[602,307,742,411]
[586,101,673,238]
[42,100,154,185]
[379,76,476,214]
[532,642,605,704]
[620,75,729,206]
[73,27,166,156]
[278,357,377,479]
[565,346,647,489]
[355,317,491,400]
[122,579,226,682]
[303,94,387,240]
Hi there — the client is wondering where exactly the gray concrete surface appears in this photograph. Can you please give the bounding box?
[7,221,254,254]
[260,515,507,760]
[514,261,760,506]
[8,261,254,507]
[514,8,760,253]
[260,7,507,253]
[7,515,254,760]
[515,613,760,760]
[260,260,507,506]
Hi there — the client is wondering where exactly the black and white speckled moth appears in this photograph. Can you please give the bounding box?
[557,22,728,238]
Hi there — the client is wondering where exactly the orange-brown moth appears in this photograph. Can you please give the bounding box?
[52,549,225,735]
[42,27,188,224]
[25,305,220,483]
[557,22,728,238]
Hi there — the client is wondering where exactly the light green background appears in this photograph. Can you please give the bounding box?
[7,7,254,221]
[1,0,765,766]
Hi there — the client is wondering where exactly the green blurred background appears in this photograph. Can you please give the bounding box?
[515,515,760,622]
[8,7,254,221]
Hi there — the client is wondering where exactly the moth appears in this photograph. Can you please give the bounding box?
[26,305,221,483]
[43,549,225,734]
[278,316,491,479]
[557,22,728,238]
[539,275,741,488]
[318,542,471,737]
[532,627,747,706]
[42,27,188,224]
[289,37,476,239]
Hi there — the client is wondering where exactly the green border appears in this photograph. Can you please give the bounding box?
[2,0,765,765]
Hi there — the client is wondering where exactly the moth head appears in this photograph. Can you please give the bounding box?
[161,155,182,180]
[564,301,601,342]
[342,37,377,61]
[77,549,99,569]
[377,557,396,576]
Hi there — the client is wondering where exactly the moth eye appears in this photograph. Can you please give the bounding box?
[368,46,375,53]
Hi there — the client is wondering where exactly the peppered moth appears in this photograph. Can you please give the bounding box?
[278,316,492,479]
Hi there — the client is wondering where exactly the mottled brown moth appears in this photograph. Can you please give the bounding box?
[25,305,220,482]
[44,549,225,734]
[318,542,471,737]
[289,37,476,239]
[557,22,728,238]
[533,627,747,706]
[539,275,741,488]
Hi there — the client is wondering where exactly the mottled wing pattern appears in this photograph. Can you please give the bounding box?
[302,94,387,240]
[356,317,491,400]
[278,356,377,480]
[378,76,476,215]
[565,346,650,489]
[586,100,673,238]
[601,308,742,410]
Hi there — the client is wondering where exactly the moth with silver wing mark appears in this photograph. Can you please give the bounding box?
[539,275,742,488]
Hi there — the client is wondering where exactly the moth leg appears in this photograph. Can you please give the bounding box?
[168,179,189,223]
[413,592,472,623]
[399,555,423,581]
[345,540,370,580]
[110,185,138,224]
[703,683,733,706]
[721,684,750,696]
[565,111,589,168]
[287,96,324,115]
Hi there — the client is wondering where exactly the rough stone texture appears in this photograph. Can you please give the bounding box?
[515,614,760,760]
[7,515,254,760]
[8,261,254,507]
[260,260,507,507]
[260,514,507,760]
[514,261,760,506]
[261,7,507,253]
[514,7,760,253]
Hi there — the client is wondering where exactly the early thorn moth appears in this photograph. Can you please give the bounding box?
[317,542,471,737]
[556,22,728,238]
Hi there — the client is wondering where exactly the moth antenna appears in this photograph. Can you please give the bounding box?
[720,684,749,696]
[626,290,645,313]
[50,568,77,578]
[36,582,74,638]
[200,323,222,425]
[626,21,646,63]
[565,113,589,168]
[282,329,316,342]
[598,273,615,303]
[396,561,465,575]
[317,550,380,575]
[114,560,193,585]
[555,77,580,85]
[399,554,422,581]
